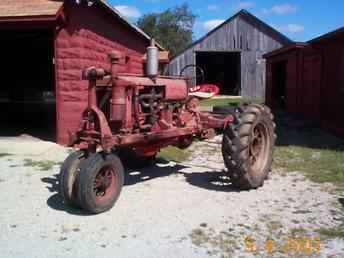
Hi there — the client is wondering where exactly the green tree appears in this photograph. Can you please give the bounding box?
[137,3,196,57]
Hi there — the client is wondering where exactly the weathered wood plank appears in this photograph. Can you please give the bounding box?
[168,12,289,98]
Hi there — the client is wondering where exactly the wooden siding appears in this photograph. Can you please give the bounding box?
[169,12,290,98]
[320,40,344,136]
[265,29,344,137]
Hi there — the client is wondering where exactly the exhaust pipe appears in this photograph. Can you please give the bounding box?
[146,39,158,79]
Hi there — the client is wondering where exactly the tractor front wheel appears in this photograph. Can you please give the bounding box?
[77,153,124,214]
[222,104,276,189]
[59,151,85,207]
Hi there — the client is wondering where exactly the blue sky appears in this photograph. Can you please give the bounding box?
[108,0,344,41]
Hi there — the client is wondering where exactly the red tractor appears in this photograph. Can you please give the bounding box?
[59,40,276,214]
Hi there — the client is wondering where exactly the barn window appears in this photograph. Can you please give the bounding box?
[233,36,236,49]
[240,35,243,49]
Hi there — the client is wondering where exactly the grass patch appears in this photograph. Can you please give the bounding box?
[290,227,308,236]
[0,153,11,158]
[23,159,57,171]
[200,97,243,107]
[316,227,344,239]
[266,220,283,232]
[273,114,344,187]
[274,146,344,186]
[157,146,191,163]
[189,227,239,257]
[200,97,263,107]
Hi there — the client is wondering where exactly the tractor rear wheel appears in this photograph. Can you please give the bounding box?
[77,153,124,214]
[222,104,276,189]
[59,151,85,207]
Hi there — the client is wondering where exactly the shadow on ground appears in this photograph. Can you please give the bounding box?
[274,110,344,151]
[339,198,344,208]
[182,171,238,192]
[41,174,94,216]
[126,163,238,192]
[124,158,185,186]
[41,159,238,215]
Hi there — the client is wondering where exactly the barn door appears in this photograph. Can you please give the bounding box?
[196,51,241,95]
[302,53,322,122]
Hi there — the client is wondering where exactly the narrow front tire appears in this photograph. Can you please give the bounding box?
[77,153,124,214]
[59,151,85,207]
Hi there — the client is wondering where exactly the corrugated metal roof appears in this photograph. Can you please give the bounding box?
[0,0,63,18]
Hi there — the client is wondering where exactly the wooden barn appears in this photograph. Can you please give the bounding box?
[264,27,344,137]
[169,10,292,97]
[0,0,166,145]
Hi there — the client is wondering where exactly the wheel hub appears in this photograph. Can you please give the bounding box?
[249,122,269,175]
[94,166,116,198]
[250,127,263,164]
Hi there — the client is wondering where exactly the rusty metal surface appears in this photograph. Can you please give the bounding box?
[71,48,234,154]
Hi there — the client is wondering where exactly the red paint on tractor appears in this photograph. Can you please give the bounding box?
[59,41,276,214]
[72,50,233,155]
[113,75,189,101]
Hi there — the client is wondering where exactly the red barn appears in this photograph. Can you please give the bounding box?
[264,27,344,137]
[0,0,166,144]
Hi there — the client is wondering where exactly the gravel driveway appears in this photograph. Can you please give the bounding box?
[0,136,343,258]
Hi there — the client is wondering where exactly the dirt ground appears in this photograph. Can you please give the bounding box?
[0,133,343,258]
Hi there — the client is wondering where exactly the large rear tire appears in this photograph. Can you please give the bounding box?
[59,151,85,207]
[77,153,124,214]
[222,104,276,189]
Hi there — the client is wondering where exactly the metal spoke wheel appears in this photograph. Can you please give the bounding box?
[93,165,117,203]
[249,123,270,178]
[77,153,124,214]
[222,104,276,189]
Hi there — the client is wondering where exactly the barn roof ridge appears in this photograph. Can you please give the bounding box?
[307,25,344,44]
[262,42,307,58]
[171,9,292,60]
[263,25,344,58]
[98,0,164,50]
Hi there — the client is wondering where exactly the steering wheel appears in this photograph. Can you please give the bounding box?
[180,64,205,85]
